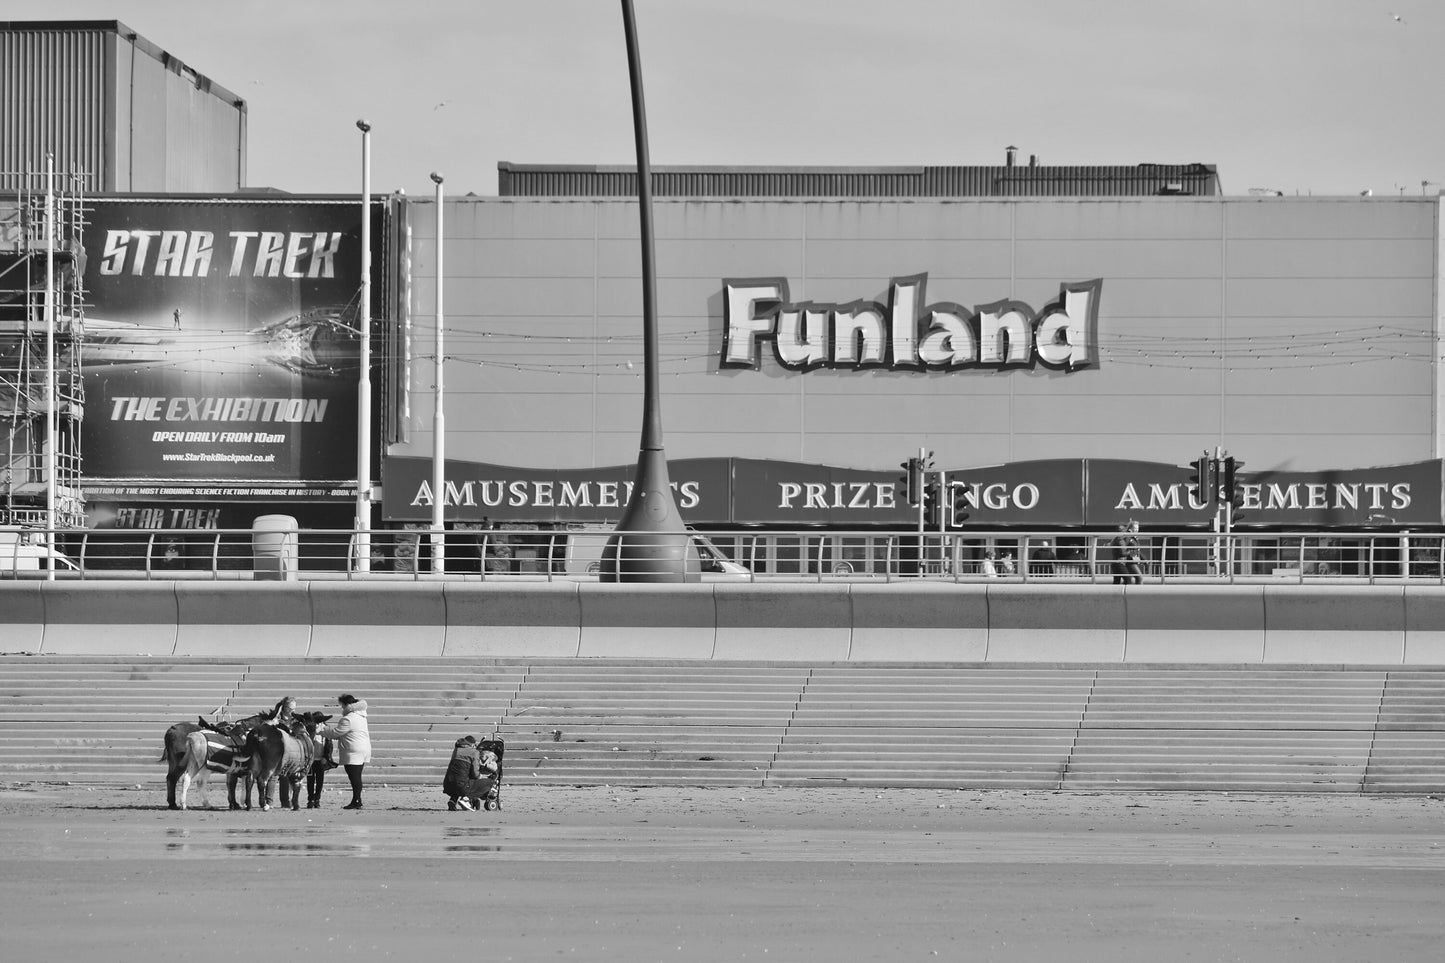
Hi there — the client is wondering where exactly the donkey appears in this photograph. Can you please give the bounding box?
[232,711,330,811]
[160,712,265,810]
[175,726,242,810]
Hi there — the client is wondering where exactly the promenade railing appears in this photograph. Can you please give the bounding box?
[3,526,1442,585]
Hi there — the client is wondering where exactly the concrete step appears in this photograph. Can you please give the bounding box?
[763,775,1060,789]
[0,658,1441,793]
[1077,717,1381,729]
[792,709,1087,722]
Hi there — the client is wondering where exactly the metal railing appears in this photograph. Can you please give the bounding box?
[3,526,1443,584]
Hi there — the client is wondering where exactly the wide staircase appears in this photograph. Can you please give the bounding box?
[1,658,1442,794]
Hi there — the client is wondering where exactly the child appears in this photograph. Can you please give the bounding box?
[474,738,504,811]
[442,735,482,811]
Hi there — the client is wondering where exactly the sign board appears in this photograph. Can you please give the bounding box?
[80,198,383,499]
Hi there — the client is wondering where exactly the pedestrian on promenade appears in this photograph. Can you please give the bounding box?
[1111,521,1143,585]
[1031,540,1057,577]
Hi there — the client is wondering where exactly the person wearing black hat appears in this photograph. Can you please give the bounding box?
[329,694,372,809]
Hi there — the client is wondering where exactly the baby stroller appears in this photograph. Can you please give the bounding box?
[474,737,504,811]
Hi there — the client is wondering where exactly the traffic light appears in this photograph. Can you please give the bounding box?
[1221,456,1244,507]
[900,457,923,506]
[1188,453,1216,505]
[948,483,971,527]
[922,474,942,528]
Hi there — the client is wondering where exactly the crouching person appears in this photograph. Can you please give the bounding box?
[443,736,483,811]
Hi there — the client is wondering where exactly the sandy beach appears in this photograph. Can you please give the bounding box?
[2,782,1442,962]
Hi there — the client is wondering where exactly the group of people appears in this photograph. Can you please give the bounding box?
[981,540,1057,577]
[442,735,504,811]
[266,692,372,810]
[980,550,1016,577]
[263,693,502,813]
[974,526,1145,583]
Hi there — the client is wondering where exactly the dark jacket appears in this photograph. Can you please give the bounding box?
[1110,533,1140,562]
[443,738,482,797]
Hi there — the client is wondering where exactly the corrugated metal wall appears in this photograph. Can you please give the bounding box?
[150,48,244,192]
[497,162,1221,198]
[0,26,108,191]
[1,21,244,193]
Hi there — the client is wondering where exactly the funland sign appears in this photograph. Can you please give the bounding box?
[721,274,1100,371]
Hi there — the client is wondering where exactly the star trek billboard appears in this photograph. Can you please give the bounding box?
[80,198,386,499]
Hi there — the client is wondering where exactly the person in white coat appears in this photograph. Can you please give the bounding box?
[331,694,372,809]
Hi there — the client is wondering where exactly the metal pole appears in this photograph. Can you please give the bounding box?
[916,446,925,535]
[937,469,947,574]
[355,120,373,573]
[1217,445,1231,576]
[429,172,445,574]
[44,155,56,580]
[601,0,696,582]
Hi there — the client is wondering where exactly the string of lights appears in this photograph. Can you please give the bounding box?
[59,303,1444,376]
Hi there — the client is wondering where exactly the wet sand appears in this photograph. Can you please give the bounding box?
[1,783,1442,962]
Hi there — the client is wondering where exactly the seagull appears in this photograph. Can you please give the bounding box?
[434,101,449,110]
[1390,12,1404,22]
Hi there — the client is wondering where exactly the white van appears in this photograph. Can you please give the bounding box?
[561,529,751,579]
[0,529,79,575]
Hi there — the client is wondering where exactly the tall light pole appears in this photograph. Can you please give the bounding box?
[43,154,56,580]
[355,120,373,573]
[601,0,700,582]
[429,171,446,574]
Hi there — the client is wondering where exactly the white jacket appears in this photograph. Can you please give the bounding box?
[329,701,372,765]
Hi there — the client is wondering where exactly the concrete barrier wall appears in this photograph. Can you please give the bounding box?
[443,582,582,657]
[307,582,447,657]
[37,580,180,655]
[575,583,717,658]
[1123,585,1267,663]
[1403,587,1445,664]
[7,580,1444,664]
[848,582,988,661]
[713,583,852,660]
[1261,586,1406,664]
[174,582,313,657]
[0,582,45,653]
[985,584,1127,661]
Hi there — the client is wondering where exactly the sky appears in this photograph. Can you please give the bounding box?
[11,0,1443,198]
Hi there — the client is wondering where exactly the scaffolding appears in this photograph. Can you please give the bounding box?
[0,167,86,530]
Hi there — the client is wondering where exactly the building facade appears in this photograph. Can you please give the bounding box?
[382,187,1444,534]
[10,21,1438,578]
[1,20,246,193]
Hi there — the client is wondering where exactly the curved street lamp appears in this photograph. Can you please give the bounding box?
[600,0,699,582]
[429,171,446,574]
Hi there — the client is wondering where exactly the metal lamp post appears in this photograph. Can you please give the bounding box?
[429,171,446,574]
[355,119,373,573]
[600,0,700,582]
[44,154,56,580]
